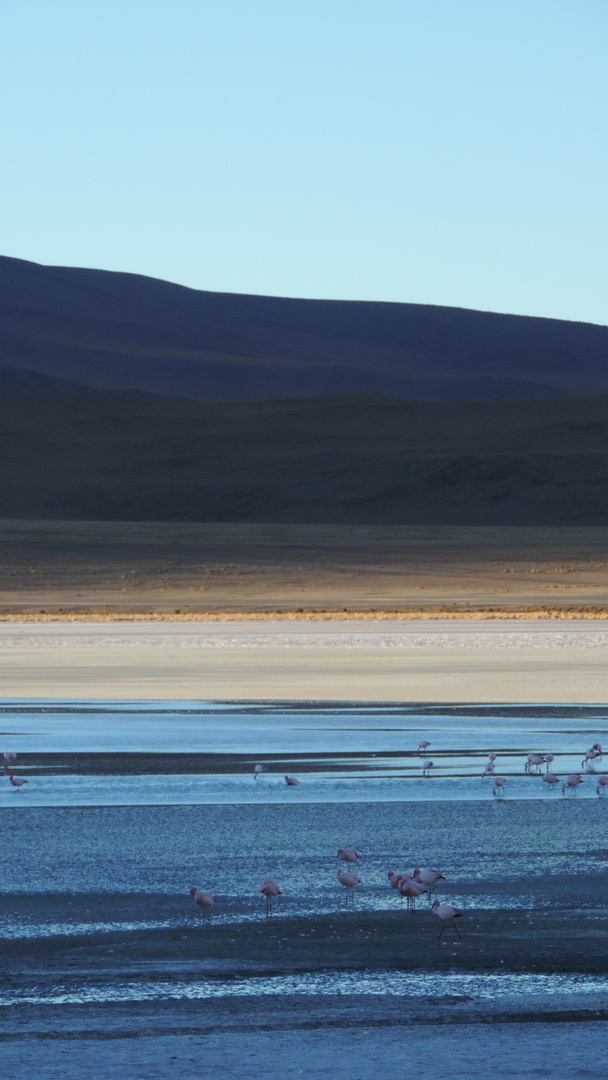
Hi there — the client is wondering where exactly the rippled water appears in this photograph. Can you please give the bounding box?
[1,700,608,806]
[3,970,608,1007]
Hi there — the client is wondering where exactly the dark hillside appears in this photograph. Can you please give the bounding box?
[3,393,608,525]
[1,255,608,401]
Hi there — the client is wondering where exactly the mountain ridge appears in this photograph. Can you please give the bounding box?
[1,254,607,401]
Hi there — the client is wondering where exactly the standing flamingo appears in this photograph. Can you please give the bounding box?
[422,760,434,777]
[258,878,282,916]
[253,764,266,780]
[582,750,599,770]
[487,752,497,762]
[8,775,27,792]
[596,775,608,795]
[417,741,430,755]
[562,774,584,796]
[482,762,495,777]
[413,868,445,902]
[337,869,361,904]
[338,848,360,864]
[189,887,215,921]
[432,899,463,939]
[492,777,507,796]
[398,877,426,911]
[542,772,560,790]
[544,753,555,771]
[525,754,545,774]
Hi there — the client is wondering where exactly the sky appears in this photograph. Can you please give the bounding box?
[1,0,607,324]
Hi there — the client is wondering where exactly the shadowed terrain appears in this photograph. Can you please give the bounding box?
[2,254,608,402]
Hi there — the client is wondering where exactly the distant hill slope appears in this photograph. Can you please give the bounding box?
[1,255,608,401]
[3,392,608,525]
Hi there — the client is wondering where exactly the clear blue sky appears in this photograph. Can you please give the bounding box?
[2,0,607,324]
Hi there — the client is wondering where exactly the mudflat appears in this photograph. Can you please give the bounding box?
[3,520,608,614]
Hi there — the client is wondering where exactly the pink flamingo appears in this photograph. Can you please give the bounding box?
[542,772,560,790]
[582,750,599,769]
[417,740,430,755]
[8,775,27,792]
[432,899,463,939]
[413,868,445,902]
[284,775,299,786]
[422,760,434,776]
[337,869,361,904]
[388,871,411,893]
[398,877,426,911]
[258,878,282,916]
[482,762,495,777]
[189,887,215,921]
[487,752,497,762]
[544,753,555,771]
[492,777,507,796]
[338,848,360,864]
[562,773,584,796]
[596,775,608,795]
[253,764,266,780]
[592,744,603,760]
[525,754,545,774]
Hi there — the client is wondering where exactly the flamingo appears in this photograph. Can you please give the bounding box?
[417,740,430,755]
[258,878,282,916]
[432,899,463,939]
[544,753,555,771]
[542,772,560,790]
[422,760,434,776]
[8,775,27,791]
[189,887,215,921]
[582,750,599,770]
[253,764,266,780]
[338,848,360,864]
[525,754,545,774]
[596,775,608,795]
[413,868,445,902]
[284,776,299,786]
[562,773,584,796]
[337,869,361,904]
[592,744,603,760]
[3,752,17,765]
[482,762,495,777]
[487,752,497,762]
[398,877,426,911]
[388,871,411,892]
[492,777,506,796]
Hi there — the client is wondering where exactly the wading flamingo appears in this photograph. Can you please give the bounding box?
[398,877,426,911]
[417,741,430,755]
[542,772,560,790]
[413,868,445,902]
[258,878,282,916]
[582,750,599,770]
[189,887,215,921]
[596,775,608,795]
[562,774,584,796]
[253,764,266,780]
[432,899,463,939]
[338,848,360,864]
[525,754,545,774]
[337,869,361,904]
[487,752,497,762]
[544,753,555,771]
[8,775,27,792]
[482,762,495,777]
[422,760,434,776]
[492,777,507,796]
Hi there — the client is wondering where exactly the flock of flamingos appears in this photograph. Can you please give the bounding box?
[3,737,606,939]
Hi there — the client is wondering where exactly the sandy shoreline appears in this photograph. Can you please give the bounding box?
[2,618,608,701]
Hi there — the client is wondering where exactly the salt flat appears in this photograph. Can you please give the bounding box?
[3,618,608,701]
